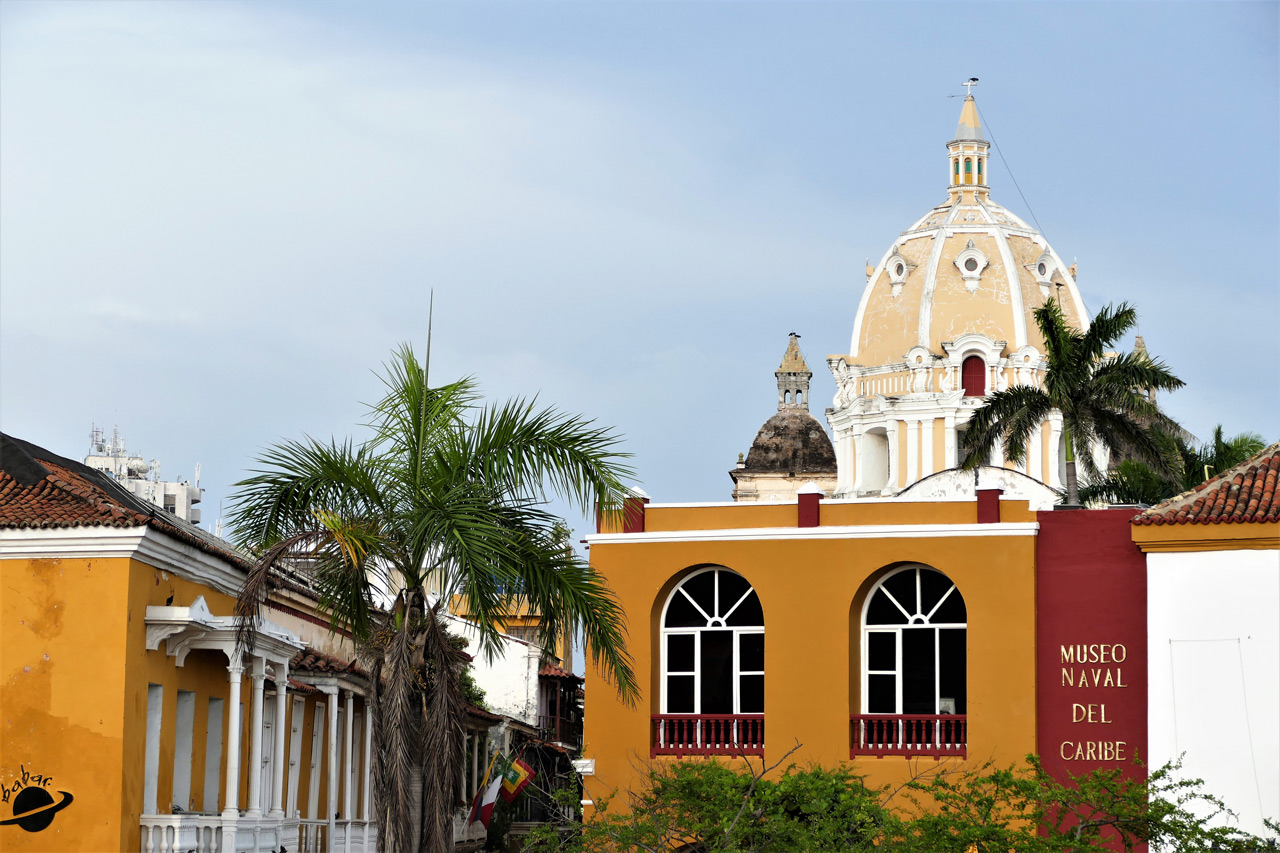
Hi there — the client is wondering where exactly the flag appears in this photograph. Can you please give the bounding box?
[498,758,535,804]
[467,753,504,828]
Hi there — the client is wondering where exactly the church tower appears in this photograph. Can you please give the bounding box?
[731,334,838,502]
[826,92,1100,497]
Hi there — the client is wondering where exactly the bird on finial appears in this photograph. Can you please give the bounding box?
[789,332,800,339]
[963,77,979,96]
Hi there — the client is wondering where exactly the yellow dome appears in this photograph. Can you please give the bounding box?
[848,96,1089,367]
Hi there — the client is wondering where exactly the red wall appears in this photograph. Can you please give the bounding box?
[1035,508,1147,785]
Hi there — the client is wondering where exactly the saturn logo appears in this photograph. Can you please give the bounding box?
[0,786,74,832]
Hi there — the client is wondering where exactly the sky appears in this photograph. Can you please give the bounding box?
[3,1,1278,544]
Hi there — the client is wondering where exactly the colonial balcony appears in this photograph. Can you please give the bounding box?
[650,714,764,758]
[849,714,967,759]
[139,815,377,853]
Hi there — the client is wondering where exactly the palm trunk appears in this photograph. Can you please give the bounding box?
[1063,425,1080,506]
[418,602,468,853]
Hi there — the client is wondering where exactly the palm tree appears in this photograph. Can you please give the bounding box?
[228,345,638,853]
[961,298,1184,505]
[1079,424,1267,505]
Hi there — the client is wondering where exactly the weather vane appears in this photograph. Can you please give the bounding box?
[962,77,979,96]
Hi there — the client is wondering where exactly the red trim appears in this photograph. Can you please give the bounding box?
[976,489,1003,523]
[650,714,764,757]
[623,496,648,534]
[849,714,967,759]
[265,599,354,639]
[798,492,821,527]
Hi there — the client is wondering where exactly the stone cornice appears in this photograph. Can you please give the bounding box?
[0,525,246,598]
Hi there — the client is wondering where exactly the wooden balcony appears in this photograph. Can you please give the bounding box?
[650,714,764,758]
[849,714,967,759]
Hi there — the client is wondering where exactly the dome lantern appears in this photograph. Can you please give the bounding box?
[948,94,990,199]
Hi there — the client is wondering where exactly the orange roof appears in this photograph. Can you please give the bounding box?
[539,663,582,681]
[0,433,253,569]
[1133,443,1279,526]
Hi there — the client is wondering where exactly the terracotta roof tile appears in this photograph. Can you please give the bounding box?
[1,433,254,570]
[290,649,365,677]
[539,663,582,681]
[1133,442,1280,526]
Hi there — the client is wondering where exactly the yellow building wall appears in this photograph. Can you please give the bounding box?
[2,555,134,851]
[3,552,368,852]
[583,508,1039,808]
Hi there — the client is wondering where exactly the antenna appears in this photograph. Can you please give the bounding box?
[425,289,434,384]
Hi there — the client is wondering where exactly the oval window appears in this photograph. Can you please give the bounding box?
[964,258,978,272]
[1037,263,1047,276]
[895,263,905,277]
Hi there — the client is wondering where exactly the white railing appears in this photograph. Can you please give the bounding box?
[297,818,377,853]
[141,815,310,853]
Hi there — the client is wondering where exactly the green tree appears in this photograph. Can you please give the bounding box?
[1079,425,1268,506]
[961,299,1184,506]
[522,754,1277,853]
[229,345,638,853]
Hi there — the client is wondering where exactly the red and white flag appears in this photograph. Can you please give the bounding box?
[467,754,504,828]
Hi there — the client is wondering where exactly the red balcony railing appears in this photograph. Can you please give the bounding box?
[651,714,764,757]
[849,714,967,759]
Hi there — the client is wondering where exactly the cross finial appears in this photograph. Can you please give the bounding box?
[962,77,979,96]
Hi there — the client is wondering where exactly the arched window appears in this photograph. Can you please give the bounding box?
[661,568,764,715]
[954,160,960,179]
[854,566,967,757]
[961,356,986,397]
[863,566,966,715]
[964,158,972,184]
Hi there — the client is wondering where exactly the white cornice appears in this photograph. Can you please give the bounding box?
[586,521,1038,546]
[0,526,247,598]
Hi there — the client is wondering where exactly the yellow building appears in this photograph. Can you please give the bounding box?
[579,92,1155,811]
[0,435,381,852]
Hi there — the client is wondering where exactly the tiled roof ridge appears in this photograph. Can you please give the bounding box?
[1,432,256,571]
[1133,441,1280,526]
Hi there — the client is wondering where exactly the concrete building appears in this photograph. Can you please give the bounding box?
[83,425,204,525]
[1134,444,1280,837]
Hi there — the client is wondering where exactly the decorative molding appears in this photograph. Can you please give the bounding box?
[145,594,302,667]
[953,239,989,292]
[0,526,247,598]
[586,522,1038,546]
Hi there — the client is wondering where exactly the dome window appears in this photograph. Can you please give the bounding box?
[1031,251,1056,297]
[884,247,913,298]
[953,240,989,292]
[961,356,986,397]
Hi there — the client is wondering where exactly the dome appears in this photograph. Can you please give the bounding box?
[848,95,1089,367]
[826,93,1098,500]
[742,409,837,475]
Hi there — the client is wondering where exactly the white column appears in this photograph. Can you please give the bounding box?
[1048,412,1064,490]
[906,419,920,485]
[246,657,266,818]
[921,417,935,477]
[1028,420,1043,481]
[327,688,339,847]
[222,658,244,819]
[271,662,289,818]
[360,705,373,821]
[884,420,900,493]
[944,413,957,469]
[851,429,867,493]
[343,689,354,853]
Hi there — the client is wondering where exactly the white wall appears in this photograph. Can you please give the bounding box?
[448,616,542,726]
[1147,548,1280,836]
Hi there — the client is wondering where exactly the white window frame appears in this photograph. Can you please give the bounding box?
[659,567,764,716]
[860,565,966,715]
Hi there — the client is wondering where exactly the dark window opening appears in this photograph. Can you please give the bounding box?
[961,356,986,397]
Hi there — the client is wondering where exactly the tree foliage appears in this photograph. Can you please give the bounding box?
[523,752,1277,853]
[1079,425,1269,506]
[228,344,636,853]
